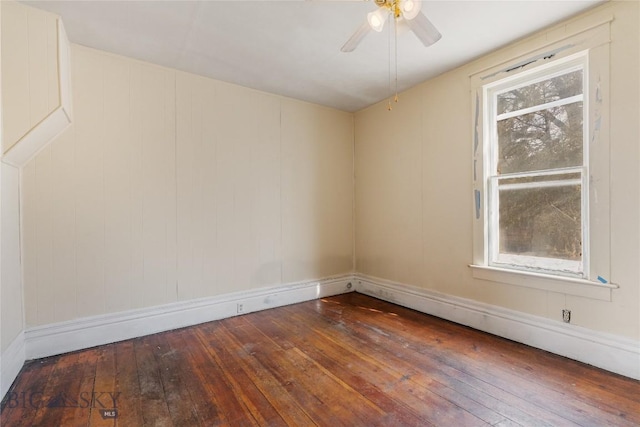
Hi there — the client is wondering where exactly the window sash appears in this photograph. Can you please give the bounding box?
[485,55,588,277]
[488,167,587,276]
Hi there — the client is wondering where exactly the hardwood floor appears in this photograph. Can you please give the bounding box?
[2,293,639,426]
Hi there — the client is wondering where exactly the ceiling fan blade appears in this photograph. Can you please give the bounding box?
[405,11,442,47]
[341,20,372,52]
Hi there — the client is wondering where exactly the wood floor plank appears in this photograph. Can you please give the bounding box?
[134,336,174,426]
[195,323,316,426]
[30,352,81,427]
[218,318,369,427]
[357,293,640,425]
[247,306,489,426]
[221,315,393,426]
[290,296,592,426]
[164,329,231,425]
[278,301,541,426]
[314,293,639,426]
[113,341,144,427]
[1,357,58,426]
[177,324,257,426]
[145,333,201,426]
[193,325,283,426]
[320,296,587,425]
[57,348,101,427]
[87,345,119,427]
[357,293,640,413]
[2,293,638,426]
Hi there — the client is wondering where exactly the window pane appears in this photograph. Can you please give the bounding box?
[497,70,582,115]
[497,102,583,174]
[498,183,581,261]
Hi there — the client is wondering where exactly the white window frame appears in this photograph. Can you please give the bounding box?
[484,54,589,278]
[469,20,617,301]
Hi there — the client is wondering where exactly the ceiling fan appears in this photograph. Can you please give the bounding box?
[341,0,441,52]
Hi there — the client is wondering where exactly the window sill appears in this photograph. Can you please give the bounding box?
[469,264,617,301]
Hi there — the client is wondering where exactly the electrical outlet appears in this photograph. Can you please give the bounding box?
[562,309,571,323]
[237,303,244,314]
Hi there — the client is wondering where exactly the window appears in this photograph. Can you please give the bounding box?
[484,54,588,277]
[470,19,614,299]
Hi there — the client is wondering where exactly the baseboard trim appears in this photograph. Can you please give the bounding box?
[354,274,640,380]
[1,332,26,401]
[17,273,639,382]
[25,275,355,360]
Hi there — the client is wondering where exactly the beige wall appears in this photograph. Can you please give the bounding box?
[355,1,639,340]
[22,45,354,327]
[1,164,23,352]
[1,1,60,154]
[1,1,27,354]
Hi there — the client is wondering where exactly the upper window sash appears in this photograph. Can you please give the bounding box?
[485,53,588,177]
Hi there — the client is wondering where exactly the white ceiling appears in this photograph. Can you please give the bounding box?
[23,0,604,112]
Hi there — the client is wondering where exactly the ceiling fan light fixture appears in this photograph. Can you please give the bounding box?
[342,0,441,111]
[367,8,387,32]
[401,0,421,21]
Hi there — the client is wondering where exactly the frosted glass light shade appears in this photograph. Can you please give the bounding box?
[401,0,422,20]
[367,8,387,32]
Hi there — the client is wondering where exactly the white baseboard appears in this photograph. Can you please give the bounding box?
[1,332,26,401]
[355,274,640,380]
[14,272,639,389]
[25,275,355,360]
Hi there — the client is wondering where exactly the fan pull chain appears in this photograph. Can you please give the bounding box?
[387,13,393,111]
[387,13,399,111]
[394,14,398,104]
